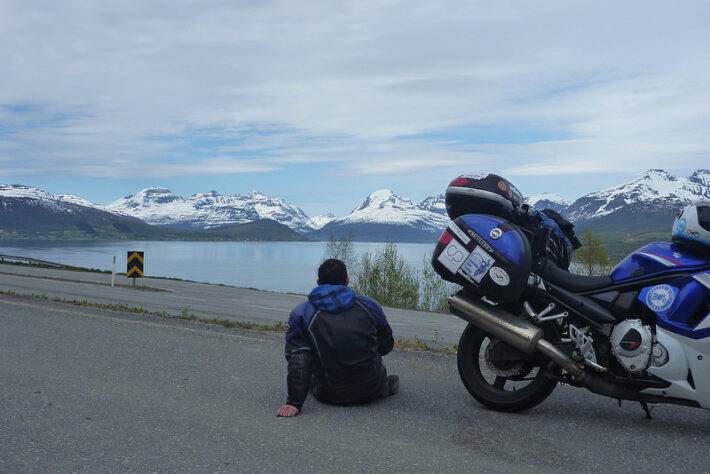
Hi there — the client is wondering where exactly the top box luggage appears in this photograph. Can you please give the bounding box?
[445,173,524,221]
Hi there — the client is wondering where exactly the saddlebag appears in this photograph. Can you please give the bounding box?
[431,214,532,303]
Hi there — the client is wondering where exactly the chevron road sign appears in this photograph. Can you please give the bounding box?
[127,251,144,280]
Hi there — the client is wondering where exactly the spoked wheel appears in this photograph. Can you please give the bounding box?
[457,322,559,412]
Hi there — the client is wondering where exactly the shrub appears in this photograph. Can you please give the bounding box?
[352,242,419,309]
[419,252,456,312]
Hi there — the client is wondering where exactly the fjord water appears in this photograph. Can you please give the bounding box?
[0,241,436,294]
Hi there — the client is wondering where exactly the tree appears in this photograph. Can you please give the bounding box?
[352,242,419,309]
[323,230,356,271]
[573,230,612,276]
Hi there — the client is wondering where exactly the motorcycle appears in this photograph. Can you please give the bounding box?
[432,173,710,415]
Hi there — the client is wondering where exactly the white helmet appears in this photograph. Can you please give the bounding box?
[672,200,710,254]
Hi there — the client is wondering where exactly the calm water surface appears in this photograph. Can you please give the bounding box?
[0,241,437,294]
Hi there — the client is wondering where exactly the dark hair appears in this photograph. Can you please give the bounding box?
[318,258,348,285]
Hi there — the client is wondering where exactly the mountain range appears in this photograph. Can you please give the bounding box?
[107,188,317,233]
[0,185,305,241]
[1,169,708,249]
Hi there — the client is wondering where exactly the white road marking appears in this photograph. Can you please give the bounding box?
[244,304,290,312]
[389,322,404,326]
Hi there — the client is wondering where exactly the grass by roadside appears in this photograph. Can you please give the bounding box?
[0,289,456,354]
[395,336,456,355]
[0,261,308,296]
[0,289,288,332]
[0,270,170,292]
[0,259,109,273]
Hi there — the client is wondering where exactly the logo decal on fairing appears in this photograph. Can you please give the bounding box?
[645,284,676,312]
[675,217,687,234]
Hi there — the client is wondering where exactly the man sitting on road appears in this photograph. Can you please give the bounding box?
[277,258,399,417]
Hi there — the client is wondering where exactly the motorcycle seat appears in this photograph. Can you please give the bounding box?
[539,259,612,293]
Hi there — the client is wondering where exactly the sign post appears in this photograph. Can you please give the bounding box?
[127,251,144,286]
[111,256,116,287]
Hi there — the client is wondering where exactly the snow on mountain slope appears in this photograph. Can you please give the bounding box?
[106,188,197,226]
[417,194,446,215]
[525,193,571,213]
[330,189,450,232]
[691,169,710,187]
[0,184,115,214]
[56,193,122,212]
[310,213,336,229]
[0,184,55,201]
[107,188,316,232]
[565,169,710,221]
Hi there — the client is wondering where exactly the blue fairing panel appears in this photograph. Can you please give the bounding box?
[639,272,710,339]
[611,242,709,284]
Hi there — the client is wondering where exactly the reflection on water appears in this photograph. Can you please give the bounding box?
[0,241,437,294]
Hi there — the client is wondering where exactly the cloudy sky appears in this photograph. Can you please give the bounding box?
[1,0,708,217]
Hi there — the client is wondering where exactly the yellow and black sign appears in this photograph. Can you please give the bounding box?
[127,251,144,278]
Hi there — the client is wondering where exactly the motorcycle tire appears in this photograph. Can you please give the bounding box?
[457,322,558,412]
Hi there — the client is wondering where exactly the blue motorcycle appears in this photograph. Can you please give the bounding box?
[433,173,710,414]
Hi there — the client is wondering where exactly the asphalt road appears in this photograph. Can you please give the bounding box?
[4,290,710,472]
[0,263,466,347]
[0,265,710,473]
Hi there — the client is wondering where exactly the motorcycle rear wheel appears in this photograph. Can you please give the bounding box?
[457,322,558,412]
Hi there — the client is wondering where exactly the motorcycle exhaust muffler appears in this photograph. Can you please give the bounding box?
[448,292,585,381]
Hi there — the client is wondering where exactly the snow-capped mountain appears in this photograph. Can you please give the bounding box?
[107,188,316,233]
[565,169,710,222]
[335,190,449,230]
[0,184,115,213]
[691,169,710,187]
[311,190,450,242]
[525,193,571,214]
[310,214,336,229]
[0,184,181,239]
[0,184,307,241]
[417,194,447,215]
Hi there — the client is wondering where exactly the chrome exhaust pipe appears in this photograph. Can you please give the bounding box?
[449,292,585,380]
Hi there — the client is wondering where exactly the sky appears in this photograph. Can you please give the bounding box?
[1,0,709,217]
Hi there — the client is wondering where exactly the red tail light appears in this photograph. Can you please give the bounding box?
[449,176,469,187]
[438,230,453,244]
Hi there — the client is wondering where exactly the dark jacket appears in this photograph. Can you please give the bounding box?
[284,284,394,410]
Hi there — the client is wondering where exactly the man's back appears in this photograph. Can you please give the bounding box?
[277,259,397,417]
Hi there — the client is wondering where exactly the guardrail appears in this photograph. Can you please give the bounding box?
[0,254,65,268]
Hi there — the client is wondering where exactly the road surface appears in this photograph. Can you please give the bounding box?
[0,263,466,347]
[2,265,710,472]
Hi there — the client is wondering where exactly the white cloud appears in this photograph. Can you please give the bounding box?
[0,0,708,181]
